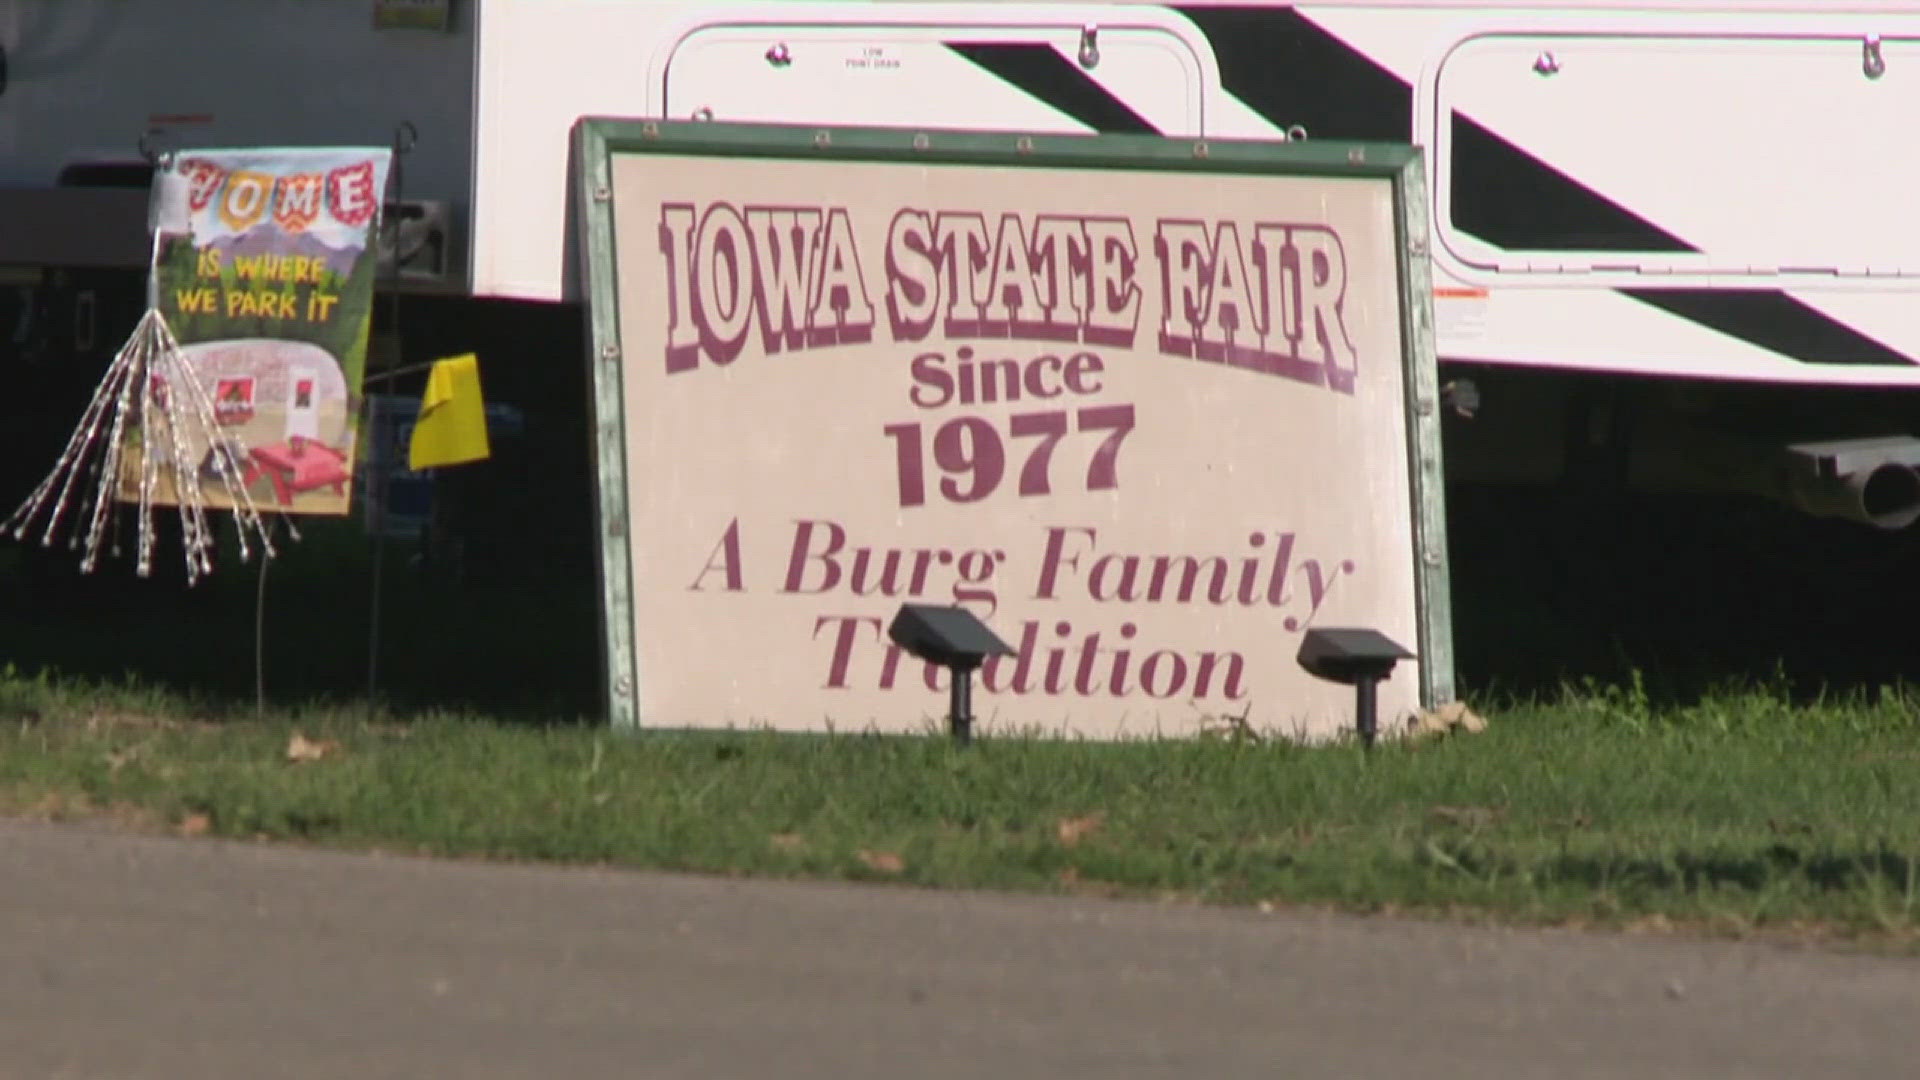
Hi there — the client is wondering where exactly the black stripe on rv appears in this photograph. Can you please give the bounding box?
[1447,115,1693,253]
[1618,290,1914,367]
[1174,5,1913,366]
[943,43,1160,134]
[1175,6,1410,142]
[1176,6,1687,252]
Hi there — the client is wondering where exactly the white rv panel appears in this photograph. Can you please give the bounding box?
[1428,284,1919,384]
[472,1,1217,302]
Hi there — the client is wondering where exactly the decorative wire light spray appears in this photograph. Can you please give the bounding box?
[4,236,290,584]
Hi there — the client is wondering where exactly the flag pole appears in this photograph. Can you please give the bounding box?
[365,122,416,718]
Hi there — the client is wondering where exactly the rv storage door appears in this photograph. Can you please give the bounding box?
[661,16,1206,135]
[1432,31,1920,282]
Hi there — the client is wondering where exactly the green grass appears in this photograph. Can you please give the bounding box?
[2,666,1918,952]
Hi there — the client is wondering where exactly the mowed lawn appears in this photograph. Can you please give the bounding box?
[2,668,1917,951]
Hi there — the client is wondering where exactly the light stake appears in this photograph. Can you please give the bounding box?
[887,603,1016,745]
[1296,627,1416,750]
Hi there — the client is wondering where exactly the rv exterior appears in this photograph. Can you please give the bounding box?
[4,0,1919,526]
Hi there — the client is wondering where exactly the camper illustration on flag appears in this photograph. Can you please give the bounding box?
[133,337,356,509]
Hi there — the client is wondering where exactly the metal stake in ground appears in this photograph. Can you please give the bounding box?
[948,659,979,746]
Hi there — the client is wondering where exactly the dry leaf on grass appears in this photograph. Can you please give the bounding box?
[1407,701,1490,742]
[1056,812,1106,848]
[857,849,905,874]
[285,732,341,763]
[178,812,212,837]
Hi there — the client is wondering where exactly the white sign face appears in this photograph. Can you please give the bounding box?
[584,126,1450,741]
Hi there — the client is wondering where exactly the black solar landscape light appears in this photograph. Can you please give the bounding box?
[887,603,1015,746]
[1296,627,1416,750]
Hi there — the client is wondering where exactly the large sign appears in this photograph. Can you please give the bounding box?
[122,146,392,516]
[575,120,1452,740]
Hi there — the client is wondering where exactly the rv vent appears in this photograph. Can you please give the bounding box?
[376,199,453,286]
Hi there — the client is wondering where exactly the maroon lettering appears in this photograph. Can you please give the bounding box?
[1030,216,1089,342]
[1140,650,1185,699]
[878,641,908,690]
[658,204,700,373]
[693,202,753,366]
[1154,219,1211,359]
[1034,526,1097,600]
[1026,355,1064,399]
[881,211,1139,349]
[905,348,1105,410]
[980,213,1048,338]
[1250,224,1303,365]
[907,352,953,409]
[1196,222,1257,364]
[1282,558,1359,632]
[1033,526,1357,624]
[953,551,1000,617]
[1009,410,1069,497]
[783,519,845,594]
[1153,217,1361,395]
[1107,622,1138,696]
[885,405,1134,508]
[1084,217,1142,348]
[813,615,880,689]
[744,207,821,354]
[688,518,745,592]
[665,202,1358,392]
[934,212,992,337]
[808,207,877,348]
[780,522,1006,611]
[1073,628,1104,695]
[885,210,939,342]
[1294,227,1359,393]
[1062,352,1104,395]
[1077,404,1134,492]
[848,546,939,602]
[659,200,878,372]
[979,620,1037,694]
[832,615,1249,703]
[1192,651,1247,700]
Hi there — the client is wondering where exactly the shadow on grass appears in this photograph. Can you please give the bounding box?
[1421,835,1920,898]
[1551,847,1920,897]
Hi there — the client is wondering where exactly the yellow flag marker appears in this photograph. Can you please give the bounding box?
[408,353,490,470]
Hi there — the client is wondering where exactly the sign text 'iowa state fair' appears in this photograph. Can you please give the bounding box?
[658,204,1359,390]
[657,200,1370,710]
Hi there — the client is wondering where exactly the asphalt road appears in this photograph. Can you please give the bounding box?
[1,818,1915,1079]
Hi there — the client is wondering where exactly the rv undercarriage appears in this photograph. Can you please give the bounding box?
[1441,366,1920,532]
